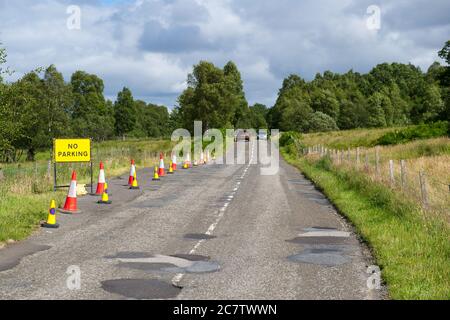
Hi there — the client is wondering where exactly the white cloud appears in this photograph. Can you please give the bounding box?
[0,0,449,108]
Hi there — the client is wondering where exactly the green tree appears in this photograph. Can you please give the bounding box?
[177,61,249,133]
[366,92,387,127]
[71,71,114,140]
[271,75,312,132]
[114,87,136,137]
[249,103,268,129]
[310,88,339,120]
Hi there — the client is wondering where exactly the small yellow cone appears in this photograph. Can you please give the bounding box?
[130,171,140,189]
[153,166,160,181]
[168,161,174,174]
[42,200,59,228]
[98,182,112,204]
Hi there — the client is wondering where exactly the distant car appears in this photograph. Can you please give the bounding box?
[257,131,268,140]
[235,129,250,142]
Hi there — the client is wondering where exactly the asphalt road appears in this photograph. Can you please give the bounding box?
[0,142,382,299]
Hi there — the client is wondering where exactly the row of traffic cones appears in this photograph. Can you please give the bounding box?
[42,151,213,229]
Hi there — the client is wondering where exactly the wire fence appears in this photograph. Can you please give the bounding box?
[302,145,450,221]
[0,145,172,196]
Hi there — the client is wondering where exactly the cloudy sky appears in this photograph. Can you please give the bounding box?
[0,0,449,108]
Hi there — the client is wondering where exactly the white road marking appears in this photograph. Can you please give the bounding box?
[172,142,255,288]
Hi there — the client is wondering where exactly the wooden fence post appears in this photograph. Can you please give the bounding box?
[356,147,360,168]
[47,160,51,179]
[389,160,395,187]
[400,160,407,190]
[419,170,429,210]
[364,151,369,172]
[375,146,380,179]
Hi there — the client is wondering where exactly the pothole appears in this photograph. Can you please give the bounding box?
[118,262,174,271]
[163,261,220,274]
[101,279,181,299]
[309,198,331,205]
[108,253,220,274]
[184,233,217,240]
[299,229,350,238]
[0,243,51,272]
[301,192,326,200]
[172,254,210,261]
[286,236,349,245]
[288,179,312,185]
[288,249,351,266]
[304,226,337,231]
[105,252,154,259]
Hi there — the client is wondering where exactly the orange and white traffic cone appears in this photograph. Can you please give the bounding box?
[130,171,140,190]
[42,200,59,228]
[95,162,106,195]
[158,153,165,177]
[171,153,177,171]
[128,160,136,186]
[60,171,79,214]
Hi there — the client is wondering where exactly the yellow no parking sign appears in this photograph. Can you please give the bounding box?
[54,139,91,163]
[53,138,93,193]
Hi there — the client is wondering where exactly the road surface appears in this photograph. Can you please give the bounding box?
[0,142,382,299]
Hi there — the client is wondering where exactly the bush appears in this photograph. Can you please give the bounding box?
[280,131,302,147]
[307,111,339,133]
[376,121,449,146]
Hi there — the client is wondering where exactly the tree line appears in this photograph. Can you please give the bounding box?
[1,41,449,162]
[267,41,450,132]
[0,51,171,162]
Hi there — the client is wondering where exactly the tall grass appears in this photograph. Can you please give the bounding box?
[305,138,450,223]
[282,148,450,300]
[0,138,174,243]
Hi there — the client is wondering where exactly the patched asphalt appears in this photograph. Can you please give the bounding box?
[0,143,384,299]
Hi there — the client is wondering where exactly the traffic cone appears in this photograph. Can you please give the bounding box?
[184,152,191,168]
[168,161,174,174]
[158,153,165,177]
[42,200,59,228]
[95,162,106,195]
[98,182,112,204]
[130,171,139,189]
[152,166,160,181]
[171,153,177,171]
[128,160,136,186]
[60,171,79,213]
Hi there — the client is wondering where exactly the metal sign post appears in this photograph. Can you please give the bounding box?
[52,138,93,194]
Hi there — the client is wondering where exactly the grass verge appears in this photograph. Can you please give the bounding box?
[0,138,174,244]
[282,148,450,300]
